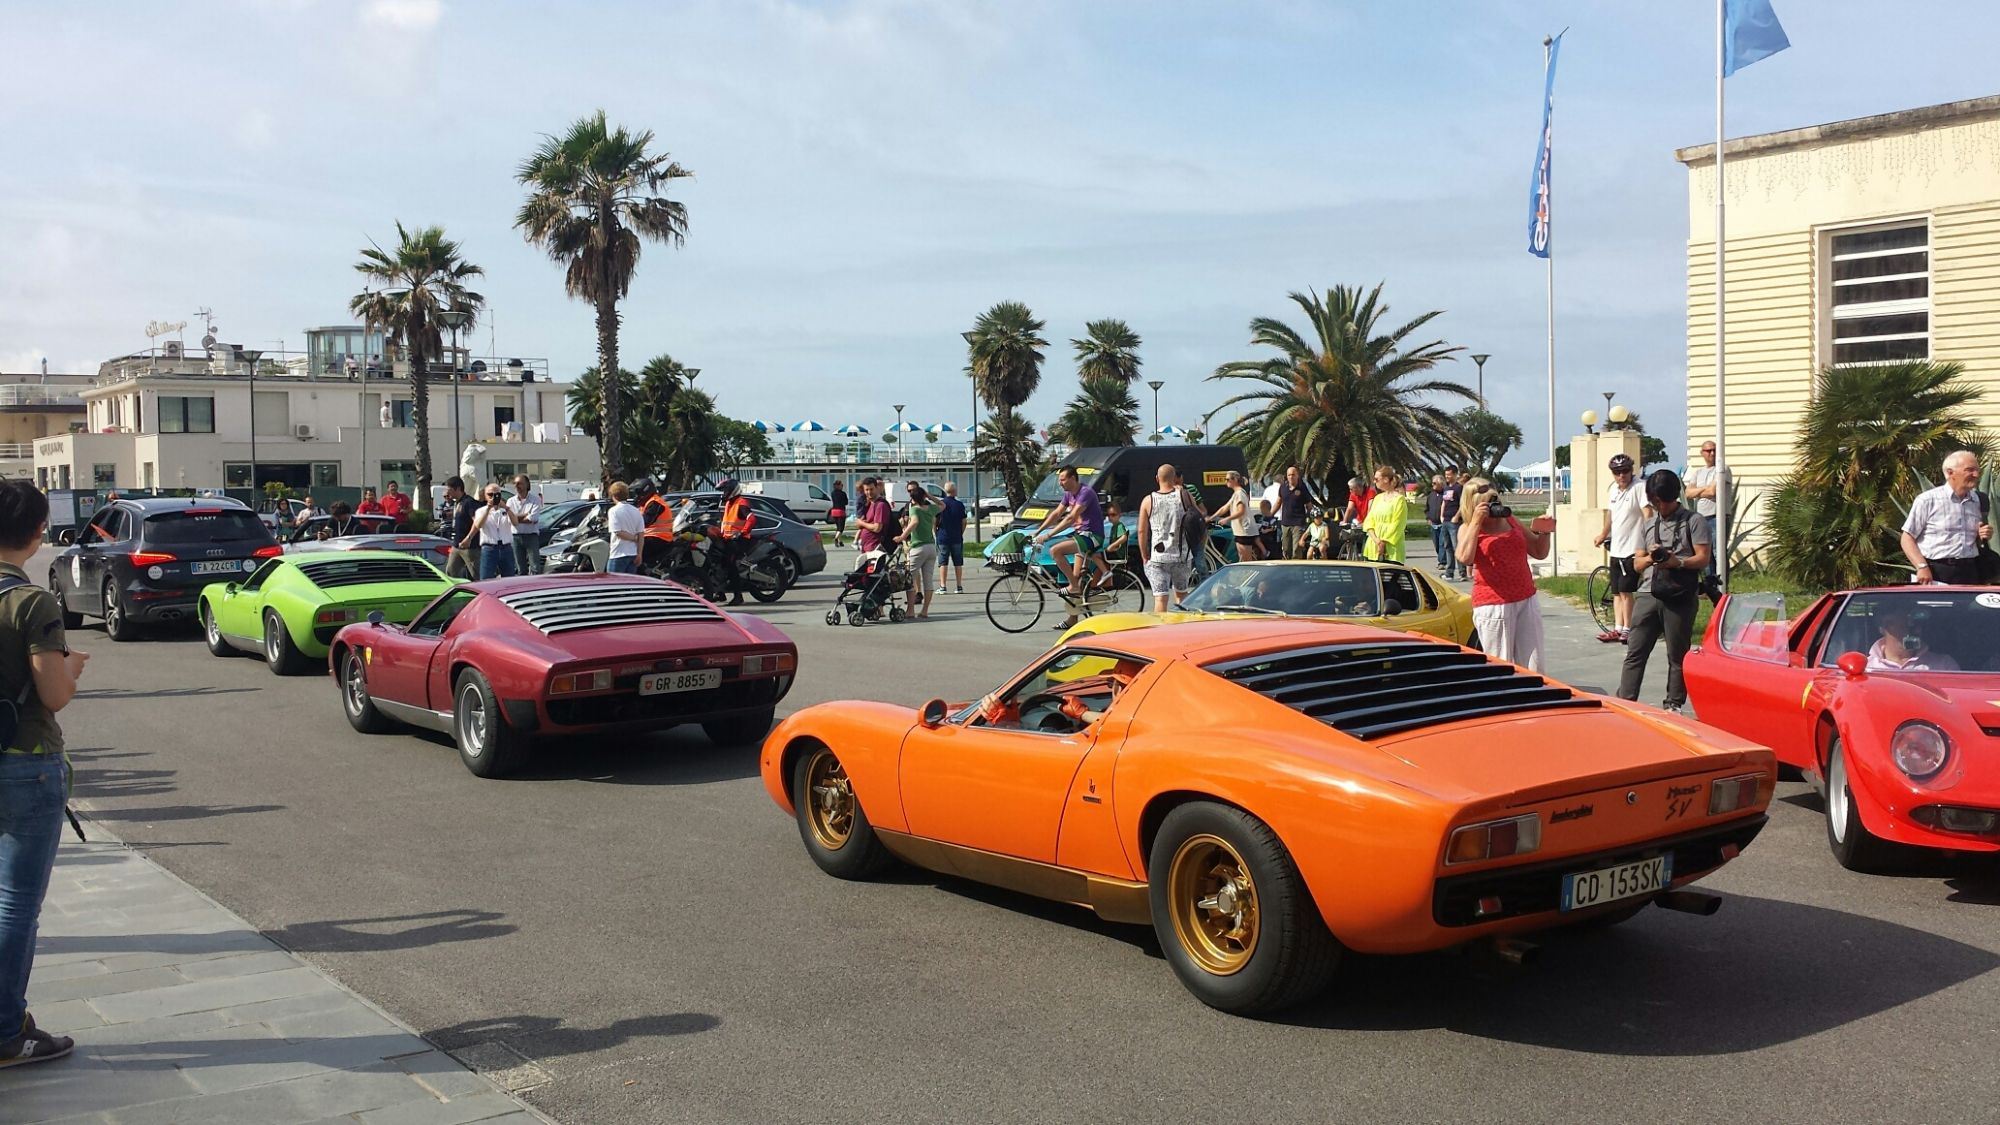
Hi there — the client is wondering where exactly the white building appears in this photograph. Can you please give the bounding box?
[0,372,92,481]
[34,327,596,493]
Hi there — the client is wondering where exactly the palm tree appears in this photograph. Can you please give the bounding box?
[1073,318,1142,385]
[350,223,484,498]
[1050,377,1141,448]
[964,301,1048,507]
[974,413,1044,493]
[516,110,693,483]
[1207,285,1468,495]
[1766,360,1988,590]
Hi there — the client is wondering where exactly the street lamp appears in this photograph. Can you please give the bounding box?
[1580,409,1599,434]
[970,379,981,543]
[243,348,263,492]
[1147,379,1164,437]
[1470,353,1490,410]
[1609,404,1631,427]
[437,309,471,478]
[892,403,907,471]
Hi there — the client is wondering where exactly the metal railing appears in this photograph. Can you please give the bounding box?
[0,442,36,459]
[0,386,84,408]
[758,441,978,465]
[98,349,554,387]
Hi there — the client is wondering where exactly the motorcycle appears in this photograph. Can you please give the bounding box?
[659,507,790,603]
[546,508,610,573]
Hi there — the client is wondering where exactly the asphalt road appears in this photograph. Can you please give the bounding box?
[45,546,2000,1125]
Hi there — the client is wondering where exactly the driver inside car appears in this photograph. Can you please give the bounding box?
[1865,610,1960,672]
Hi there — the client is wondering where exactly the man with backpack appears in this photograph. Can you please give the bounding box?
[1616,469,1711,714]
[0,480,89,1069]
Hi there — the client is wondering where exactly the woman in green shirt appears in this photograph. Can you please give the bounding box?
[899,482,940,620]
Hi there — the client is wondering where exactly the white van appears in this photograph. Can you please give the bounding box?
[739,480,832,523]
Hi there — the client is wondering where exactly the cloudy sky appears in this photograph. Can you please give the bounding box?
[4,0,1996,463]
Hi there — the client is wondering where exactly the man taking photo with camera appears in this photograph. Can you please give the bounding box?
[1616,469,1711,714]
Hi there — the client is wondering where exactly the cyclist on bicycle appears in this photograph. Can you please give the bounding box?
[1031,467,1112,626]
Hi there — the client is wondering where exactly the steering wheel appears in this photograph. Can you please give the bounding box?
[1018,693,1079,734]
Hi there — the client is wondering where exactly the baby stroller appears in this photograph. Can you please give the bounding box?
[826,545,913,626]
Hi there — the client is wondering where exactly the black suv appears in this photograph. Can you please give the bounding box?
[51,497,280,640]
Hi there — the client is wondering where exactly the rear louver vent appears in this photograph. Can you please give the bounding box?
[1205,640,1598,740]
[301,559,438,589]
[498,582,724,635]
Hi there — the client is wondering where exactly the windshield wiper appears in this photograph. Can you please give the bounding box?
[1198,604,1288,616]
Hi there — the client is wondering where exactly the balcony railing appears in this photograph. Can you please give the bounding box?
[0,386,84,408]
[756,441,978,465]
[98,349,554,387]
[0,442,36,459]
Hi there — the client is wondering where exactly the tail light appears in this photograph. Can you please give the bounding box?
[129,551,177,566]
[1446,814,1542,865]
[315,608,358,626]
[740,652,797,675]
[252,544,283,558]
[550,669,612,695]
[1707,772,1766,816]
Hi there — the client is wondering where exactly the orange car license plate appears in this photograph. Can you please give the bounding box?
[1561,855,1670,911]
[639,669,721,696]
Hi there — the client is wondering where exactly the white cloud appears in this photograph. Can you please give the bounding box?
[360,0,442,33]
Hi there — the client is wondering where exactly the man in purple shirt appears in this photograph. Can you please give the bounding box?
[1032,467,1110,628]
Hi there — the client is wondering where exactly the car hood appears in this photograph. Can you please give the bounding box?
[1367,703,1768,805]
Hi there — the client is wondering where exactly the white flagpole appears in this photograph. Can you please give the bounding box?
[1544,34,1559,576]
[1713,0,1730,589]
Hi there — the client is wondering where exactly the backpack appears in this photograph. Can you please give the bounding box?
[0,575,32,751]
[1177,487,1208,557]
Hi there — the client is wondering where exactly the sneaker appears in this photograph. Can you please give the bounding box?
[1661,702,1686,715]
[955,586,966,594]
[1052,616,1079,630]
[0,1015,74,1070]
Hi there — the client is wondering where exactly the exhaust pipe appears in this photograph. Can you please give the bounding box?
[1653,889,1722,916]
[1490,936,1540,967]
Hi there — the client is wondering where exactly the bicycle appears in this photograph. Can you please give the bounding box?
[984,540,1145,633]
[1584,544,1618,633]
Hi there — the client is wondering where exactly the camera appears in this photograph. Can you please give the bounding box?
[1485,500,1510,519]
[1649,545,1672,565]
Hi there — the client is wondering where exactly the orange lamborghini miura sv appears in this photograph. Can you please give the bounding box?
[760,620,1776,1015]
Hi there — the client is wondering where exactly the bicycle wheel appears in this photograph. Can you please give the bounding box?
[1106,568,1146,614]
[1585,565,1615,632]
[985,573,1045,633]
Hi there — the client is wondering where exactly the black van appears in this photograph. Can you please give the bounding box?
[1011,445,1249,529]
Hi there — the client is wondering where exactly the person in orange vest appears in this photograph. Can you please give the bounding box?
[715,478,756,605]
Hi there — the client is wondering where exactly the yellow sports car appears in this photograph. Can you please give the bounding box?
[1058,560,1478,648]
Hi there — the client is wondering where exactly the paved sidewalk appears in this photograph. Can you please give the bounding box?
[2,827,550,1124]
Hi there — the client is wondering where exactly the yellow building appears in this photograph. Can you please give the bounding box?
[1677,94,2000,508]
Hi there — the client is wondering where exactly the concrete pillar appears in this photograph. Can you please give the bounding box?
[1556,429,1642,573]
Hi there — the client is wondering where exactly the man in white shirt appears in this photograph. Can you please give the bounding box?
[606,481,644,574]
[1593,454,1646,643]
[1685,440,1732,594]
[507,474,544,576]
[1900,450,1991,586]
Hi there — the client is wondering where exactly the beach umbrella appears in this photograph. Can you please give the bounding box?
[789,420,828,432]
[1156,424,1190,438]
[751,420,784,434]
[925,422,956,434]
[837,423,870,436]
[888,421,922,433]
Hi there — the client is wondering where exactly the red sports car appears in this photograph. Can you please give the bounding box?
[1684,585,2000,870]
[328,573,798,777]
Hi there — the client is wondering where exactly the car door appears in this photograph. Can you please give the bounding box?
[70,508,121,613]
[898,648,1131,864]
[369,588,470,712]
[217,559,280,644]
[1377,565,1456,642]
[1687,592,1824,767]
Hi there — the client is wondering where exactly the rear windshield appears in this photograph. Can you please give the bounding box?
[298,556,443,589]
[143,510,271,545]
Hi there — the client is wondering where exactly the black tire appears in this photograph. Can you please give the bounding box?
[453,668,530,778]
[747,560,787,603]
[339,647,392,734]
[52,575,82,630]
[984,573,1044,633]
[200,604,234,658]
[1825,735,1904,873]
[1466,629,1482,652]
[262,611,312,676]
[102,579,133,642]
[791,743,892,879]
[773,549,802,590]
[1147,802,1340,1016]
[1103,568,1145,615]
[702,707,775,746]
[1585,565,1615,632]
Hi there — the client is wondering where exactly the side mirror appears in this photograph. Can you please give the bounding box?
[918,698,949,729]
[1382,598,1404,617]
[223,582,239,594]
[1837,651,1867,680]
[367,610,386,626]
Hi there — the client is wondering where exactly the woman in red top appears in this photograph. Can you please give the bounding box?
[1452,477,1554,671]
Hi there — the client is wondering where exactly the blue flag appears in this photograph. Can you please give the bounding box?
[1723,0,1790,77]
[1527,33,1561,258]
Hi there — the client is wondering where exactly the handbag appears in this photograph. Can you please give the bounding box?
[1177,488,1208,557]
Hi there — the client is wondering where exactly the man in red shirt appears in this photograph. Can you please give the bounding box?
[356,487,385,516]
[377,482,410,527]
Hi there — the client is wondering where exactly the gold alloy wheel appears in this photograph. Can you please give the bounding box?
[804,749,857,850]
[1167,834,1260,975]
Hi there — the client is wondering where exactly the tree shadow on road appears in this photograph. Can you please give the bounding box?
[426,1011,720,1059]
[1277,891,1998,1053]
[266,908,517,953]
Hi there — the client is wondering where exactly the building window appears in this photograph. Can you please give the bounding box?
[159,396,216,434]
[379,460,416,494]
[313,462,341,487]
[92,463,116,489]
[1830,222,1929,366]
[391,400,416,427]
[494,404,517,434]
[143,462,155,489]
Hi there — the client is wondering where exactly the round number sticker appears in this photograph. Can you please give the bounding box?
[69,556,81,588]
[1975,592,2000,609]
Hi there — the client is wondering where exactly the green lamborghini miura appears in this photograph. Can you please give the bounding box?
[200,550,458,675]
